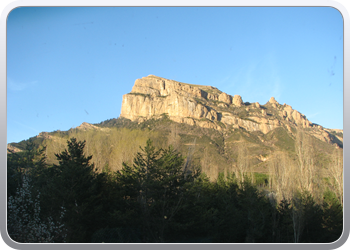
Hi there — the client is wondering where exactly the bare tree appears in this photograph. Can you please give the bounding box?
[183,138,196,179]
[168,124,180,150]
[328,148,343,206]
[200,146,210,176]
[233,142,251,186]
[268,151,294,202]
[290,194,305,243]
[295,130,315,194]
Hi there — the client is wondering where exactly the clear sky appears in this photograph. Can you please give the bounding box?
[7,7,343,144]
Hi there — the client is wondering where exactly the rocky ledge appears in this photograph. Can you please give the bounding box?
[120,75,341,145]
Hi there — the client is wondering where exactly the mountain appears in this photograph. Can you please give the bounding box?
[121,75,342,145]
[8,75,343,180]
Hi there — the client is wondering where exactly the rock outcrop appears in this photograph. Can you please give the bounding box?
[7,144,22,154]
[121,75,227,130]
[75,122,110,132]
[120,75,339,144]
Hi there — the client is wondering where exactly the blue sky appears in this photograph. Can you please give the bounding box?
[7,7,343,143]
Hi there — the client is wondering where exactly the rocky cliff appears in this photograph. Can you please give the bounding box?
[7,75,342,179]
[120,75,341,146]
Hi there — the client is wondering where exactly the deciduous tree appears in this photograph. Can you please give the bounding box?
[328,148,343,206]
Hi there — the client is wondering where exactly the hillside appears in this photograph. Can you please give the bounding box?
[7,75,343,180]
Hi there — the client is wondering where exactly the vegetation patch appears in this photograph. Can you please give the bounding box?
[7,133,343,243]
[128,92,151,98]
[253,172,269,187]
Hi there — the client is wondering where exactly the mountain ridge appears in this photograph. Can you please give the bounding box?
[7,75,343,180]
[120,75,342,146]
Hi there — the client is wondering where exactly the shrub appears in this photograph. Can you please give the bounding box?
[7,173,67,243]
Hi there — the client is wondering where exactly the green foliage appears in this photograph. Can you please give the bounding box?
[236,180,274,243]
[37,138,113,242]
[264,127,295,151]
[10,114,340,187]
[7,137,343,243]
[328,130,343,138]
[115,139,200,242]
[7,139,47,197]
[41,126,162,172]
[215,121,226,129]
[254,173,269,187]
[321,189,343,242]
[270,190,342,243]
[128,92,151,98]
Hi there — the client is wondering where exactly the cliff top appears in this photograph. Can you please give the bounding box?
[132,75,223,97]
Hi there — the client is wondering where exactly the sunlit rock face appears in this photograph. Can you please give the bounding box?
[120,75,340,144]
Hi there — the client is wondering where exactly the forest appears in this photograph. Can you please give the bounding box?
[7,137,343,243]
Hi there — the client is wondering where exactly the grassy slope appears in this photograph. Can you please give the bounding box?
[8,115,338,181]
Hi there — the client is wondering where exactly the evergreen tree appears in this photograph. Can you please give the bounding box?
[320,191,343,243]
[41,138,107,242]
[276,198,295,243]
[7,138,47,197]
[115,139,200,242]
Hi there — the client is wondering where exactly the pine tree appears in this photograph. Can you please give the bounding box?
[42,138,106,242]
[7,138,47,197]
[115,139,200,242]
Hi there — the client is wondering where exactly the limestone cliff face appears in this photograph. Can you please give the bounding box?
[120,75,338,144]
[121,75,227,130]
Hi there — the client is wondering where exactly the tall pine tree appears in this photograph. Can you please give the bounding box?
[115,139,200,242]
[42,138,106,242]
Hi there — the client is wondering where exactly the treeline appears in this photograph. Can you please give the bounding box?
[7,138,343,243]
[42,127,166,172]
